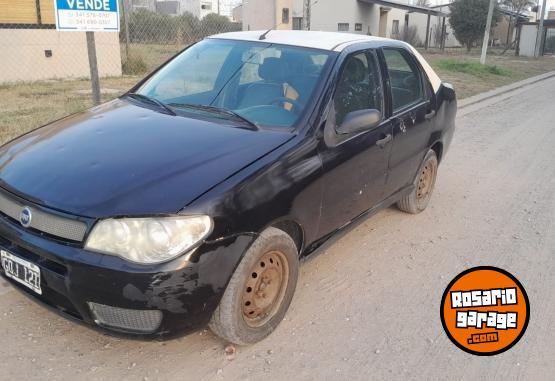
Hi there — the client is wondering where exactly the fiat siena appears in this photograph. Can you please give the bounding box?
[0,31,456,344]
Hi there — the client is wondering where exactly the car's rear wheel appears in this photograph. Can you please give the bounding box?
[397,149,438,214]
[209,227,299,345]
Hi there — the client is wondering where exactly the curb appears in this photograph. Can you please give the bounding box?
[458,71,555,109]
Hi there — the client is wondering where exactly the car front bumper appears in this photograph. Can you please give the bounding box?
[0,213,256,338]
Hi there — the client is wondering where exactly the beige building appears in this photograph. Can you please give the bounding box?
[0,0,122,83]
[241,0,447,46]
[242,0,304,31]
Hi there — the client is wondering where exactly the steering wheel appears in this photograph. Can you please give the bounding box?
[270,97,305,113]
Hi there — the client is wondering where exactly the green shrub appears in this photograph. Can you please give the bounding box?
[435,58,510,76]
[123,9,241,45]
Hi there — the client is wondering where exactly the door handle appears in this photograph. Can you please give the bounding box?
[425,110,436,120]
[376,134,392,148]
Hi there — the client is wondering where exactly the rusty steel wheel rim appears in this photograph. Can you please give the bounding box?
[417,160,436,201]
[242,250,289,328]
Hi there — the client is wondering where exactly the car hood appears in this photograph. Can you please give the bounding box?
[0,99,293,217]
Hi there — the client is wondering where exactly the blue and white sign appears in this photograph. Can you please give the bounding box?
[55,0,119,32]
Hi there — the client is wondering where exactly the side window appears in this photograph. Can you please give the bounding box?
[382,48,423,112]
[334,51,382,127]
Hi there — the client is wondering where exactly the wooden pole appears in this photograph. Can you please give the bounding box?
[441,16,447,52]
[424,12,431,50]
[121,0,130,61]
[86,32,101,106]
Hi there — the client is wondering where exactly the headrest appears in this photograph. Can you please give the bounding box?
[343,57,366,83]
[259,57,285,82]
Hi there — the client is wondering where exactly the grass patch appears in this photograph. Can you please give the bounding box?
[122,52,148,75]
[435,58,511,76]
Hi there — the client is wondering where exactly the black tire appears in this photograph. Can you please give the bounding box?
[397,149,438,214]
[209,227,299,345]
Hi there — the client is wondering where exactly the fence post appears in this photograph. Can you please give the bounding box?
[86,32,101,106]
[121,0,130,61]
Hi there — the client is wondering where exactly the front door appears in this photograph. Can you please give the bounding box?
[317,50,393,237]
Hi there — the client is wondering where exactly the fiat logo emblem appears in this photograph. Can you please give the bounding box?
[19,207,32,228]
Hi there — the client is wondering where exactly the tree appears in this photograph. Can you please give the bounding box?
[502,0,537,45]
[200,13,241,38]
[449,0,501,52]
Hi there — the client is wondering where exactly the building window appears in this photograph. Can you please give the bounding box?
[355,23,362,32]
[201,2,212,10]
[338,23,349,32]
[292,17,303,30]
[392,20,400,36]
[282,8,290,24]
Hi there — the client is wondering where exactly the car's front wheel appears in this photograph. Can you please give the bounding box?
[209,227,299,345]
[397,149,438,214]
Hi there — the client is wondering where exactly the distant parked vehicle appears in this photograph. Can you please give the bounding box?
[0,31,456,345]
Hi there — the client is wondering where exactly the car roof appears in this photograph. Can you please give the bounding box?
[208,30,442,92]
[209,30,394,52]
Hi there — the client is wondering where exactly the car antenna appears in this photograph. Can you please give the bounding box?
[259,28,272,41]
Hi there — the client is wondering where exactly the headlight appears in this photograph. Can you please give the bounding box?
[85,216,212,264]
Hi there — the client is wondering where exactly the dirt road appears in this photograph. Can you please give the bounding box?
[1,77,554,380]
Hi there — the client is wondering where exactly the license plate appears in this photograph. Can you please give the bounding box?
[1,250,42,295]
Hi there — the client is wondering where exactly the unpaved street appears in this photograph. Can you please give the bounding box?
[1,77,554,380]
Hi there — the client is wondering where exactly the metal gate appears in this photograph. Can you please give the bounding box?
[544,28,555,55]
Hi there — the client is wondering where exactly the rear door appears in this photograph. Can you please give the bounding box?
[379,47,435,197]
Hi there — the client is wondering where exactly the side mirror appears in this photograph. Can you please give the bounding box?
[336,109,381,135]
[441,82,456,102]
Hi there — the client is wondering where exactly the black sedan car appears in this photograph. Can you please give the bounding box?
[0,30,456,344]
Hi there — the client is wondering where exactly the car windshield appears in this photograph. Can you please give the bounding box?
[135,39,334,128]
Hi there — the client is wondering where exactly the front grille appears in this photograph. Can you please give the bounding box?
[88,302,163,333]
[0,190,87,242]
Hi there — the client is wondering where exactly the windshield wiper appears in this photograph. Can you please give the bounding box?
[125,93,176,116]
[168,103,259,130]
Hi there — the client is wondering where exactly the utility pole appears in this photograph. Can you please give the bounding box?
[534,0,547,57]
[480,0,495,64]
[304,0,310,30]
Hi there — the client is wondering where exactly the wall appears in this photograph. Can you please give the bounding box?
[242,0,276,30]
[384,8,406,39]
[0,29,122,83]
[310,0,380,35]
[275,0,294,30]
[519,24,537,56]
[232,4,243,22]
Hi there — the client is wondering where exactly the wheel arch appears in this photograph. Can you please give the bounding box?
[430,140,444,163]
[265,218,305,255]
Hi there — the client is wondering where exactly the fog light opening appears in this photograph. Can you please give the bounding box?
[88,302,162,334]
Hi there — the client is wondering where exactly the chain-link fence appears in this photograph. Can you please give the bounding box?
[0,0,241,144]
